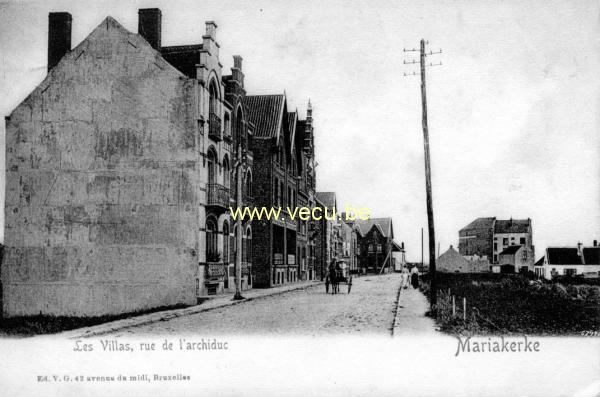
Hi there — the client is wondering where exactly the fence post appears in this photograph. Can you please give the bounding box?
[463,297,466,321]
[452,295,456,318]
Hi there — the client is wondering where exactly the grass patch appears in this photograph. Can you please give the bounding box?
[420,273,600,336]
[0,303,190,337]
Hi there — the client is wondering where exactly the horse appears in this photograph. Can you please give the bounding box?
[331,268,340,294]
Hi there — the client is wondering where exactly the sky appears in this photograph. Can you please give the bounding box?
[0,0,598,262]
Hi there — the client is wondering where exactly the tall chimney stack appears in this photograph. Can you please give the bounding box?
[594,240,598,247]
[48,12,72,71]
[138,8,162,50]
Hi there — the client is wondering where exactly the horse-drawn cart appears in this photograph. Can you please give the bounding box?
[326,263,353,294]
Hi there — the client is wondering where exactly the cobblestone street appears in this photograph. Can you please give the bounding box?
[108,273,408,336]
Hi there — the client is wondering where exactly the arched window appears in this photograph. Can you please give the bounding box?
[208,80,220,139]
[245,169,252,197]
[222,221,229,263]
[231,224,237,262]
[235,106,244,145]
[223,156,230,189]
[207,147,217,184]
[244,227,252,264]
[209,80,219,115]
[224,113,231,137]
[206,217,218,262]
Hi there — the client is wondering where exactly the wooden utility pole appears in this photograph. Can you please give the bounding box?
[403,39,442,309]
[421,227,424,269]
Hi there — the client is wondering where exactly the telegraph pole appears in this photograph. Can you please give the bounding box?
[403,39,441,309]
[421,227,424,269]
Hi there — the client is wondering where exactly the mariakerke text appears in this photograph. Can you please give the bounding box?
[455,336,540,356]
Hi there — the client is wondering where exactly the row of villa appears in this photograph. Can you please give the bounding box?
[1,8,404,318]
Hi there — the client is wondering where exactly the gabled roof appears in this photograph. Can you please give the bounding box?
[438,246,470,266]
[494,219,531,234]
[583,247,600,265]
[316,192,336,208]
[355,218,393,239]
[547,248,582,265]
[11,16,186,118]
[460,217,495,232]
[534,256,545,267]
[246,94,286,139]
[499,245,523,255]
[288,111,297,150]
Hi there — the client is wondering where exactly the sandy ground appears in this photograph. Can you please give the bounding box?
[109,273,407,336]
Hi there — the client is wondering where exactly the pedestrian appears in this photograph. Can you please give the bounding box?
[401,266,410,289]
[325,272,330,294]
[411,265,419,289]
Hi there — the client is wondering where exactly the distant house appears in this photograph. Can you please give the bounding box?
[437,246,489,273]
[537,242,600,280]
[392,242,406,271]
[497,244,534,273]
[458,217,534,264]
[355,218,401,274]
[533,257,545,278]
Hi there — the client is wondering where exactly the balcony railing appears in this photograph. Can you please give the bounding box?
[205,262,226,278]
[209,112,222,141]
[207,183,229,208]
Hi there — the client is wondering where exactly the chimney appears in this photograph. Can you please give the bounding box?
[205,21,217,40]
[232,55,244,85]
[48,12,72,71]
[233,55,243,69]
[138,8,162,50]
[594,240,598,247]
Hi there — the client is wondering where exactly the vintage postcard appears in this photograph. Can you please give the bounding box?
[0,0,598,396]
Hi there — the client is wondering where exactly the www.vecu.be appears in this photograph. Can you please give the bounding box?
[229,205,371,221]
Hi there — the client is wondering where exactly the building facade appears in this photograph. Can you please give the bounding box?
[535,242,600,280]
[497,244,534,273]
[459,217,534,266]
[314,192,338,279]
[246,94,305,287]
[3,11,208,316]
[1,8,268,316]
[293,104,318,281]
[339,220,358,275]
[355,218,400,274]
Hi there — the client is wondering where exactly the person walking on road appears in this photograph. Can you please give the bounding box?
[401,266,410,289]
[411,265,419,289]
